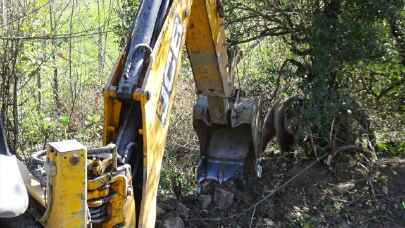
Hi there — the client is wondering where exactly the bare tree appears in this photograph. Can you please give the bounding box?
[0,0,22,152]
[49,0,61,114]
[97,0,105,77]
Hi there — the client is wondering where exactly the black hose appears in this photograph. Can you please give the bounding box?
[117,0,164,100]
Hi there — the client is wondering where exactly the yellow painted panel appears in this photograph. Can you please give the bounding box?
[205,0,231,91]
[138,1,193,227]
[42,140,87,228]
[102,0,235,226]
[185,0,232,97]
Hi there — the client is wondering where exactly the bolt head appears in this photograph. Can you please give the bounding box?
[70,154,80,165]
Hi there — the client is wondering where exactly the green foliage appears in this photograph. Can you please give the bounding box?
[377,141,405,157]
[0,0,122,152]
[20,111,60,150]
[159,150,196,197]
[302,0,404,147]
[59,115,70,128]
[113,0,140,47]
[226,0,404,151]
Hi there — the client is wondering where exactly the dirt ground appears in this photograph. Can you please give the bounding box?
[157,153,405,228]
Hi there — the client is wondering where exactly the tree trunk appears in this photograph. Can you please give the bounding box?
[2,0,7,28]
[36,69,41,112]
[49,0,61,115]
[97,0,105,77]
[387,13,405,65]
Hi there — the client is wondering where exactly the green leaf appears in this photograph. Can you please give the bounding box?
[59,115,70,127]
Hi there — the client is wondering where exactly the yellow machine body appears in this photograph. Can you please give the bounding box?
[40,141,87,228]
[104,0,192,226]
[16,141,89,227]
[103,0,237,226]
[86,147,136,227]
[9,0,261,227]
[21,141,136,228]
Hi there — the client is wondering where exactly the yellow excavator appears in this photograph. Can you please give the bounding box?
[0,0,262,227]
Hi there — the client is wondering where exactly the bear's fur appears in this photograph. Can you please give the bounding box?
[262,97,303,152]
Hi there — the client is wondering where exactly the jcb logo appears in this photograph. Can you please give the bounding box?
[157,16,183,124]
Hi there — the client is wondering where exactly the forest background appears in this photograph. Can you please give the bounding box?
[0,0,404,227]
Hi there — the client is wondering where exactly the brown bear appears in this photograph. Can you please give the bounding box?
[262,97,303,153]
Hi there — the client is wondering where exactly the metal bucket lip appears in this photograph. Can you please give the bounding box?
[197,157,244,184]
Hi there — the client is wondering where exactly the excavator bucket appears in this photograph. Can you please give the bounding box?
[193,95,263,186]
[196,125,251,183]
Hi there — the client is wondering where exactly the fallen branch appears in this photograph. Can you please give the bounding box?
[248,206,256,228]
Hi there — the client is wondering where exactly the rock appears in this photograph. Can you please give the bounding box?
[336,182,355,193]
[214,187,234,209]
[176,202,190,218]
[163,216,184,228]
[263,218,275,226]
[382,186,389,195]
[257,218,276,227]
[199,194,212,209]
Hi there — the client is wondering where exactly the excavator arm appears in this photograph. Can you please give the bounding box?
[0,0,262,227]
[104,0,261,226]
